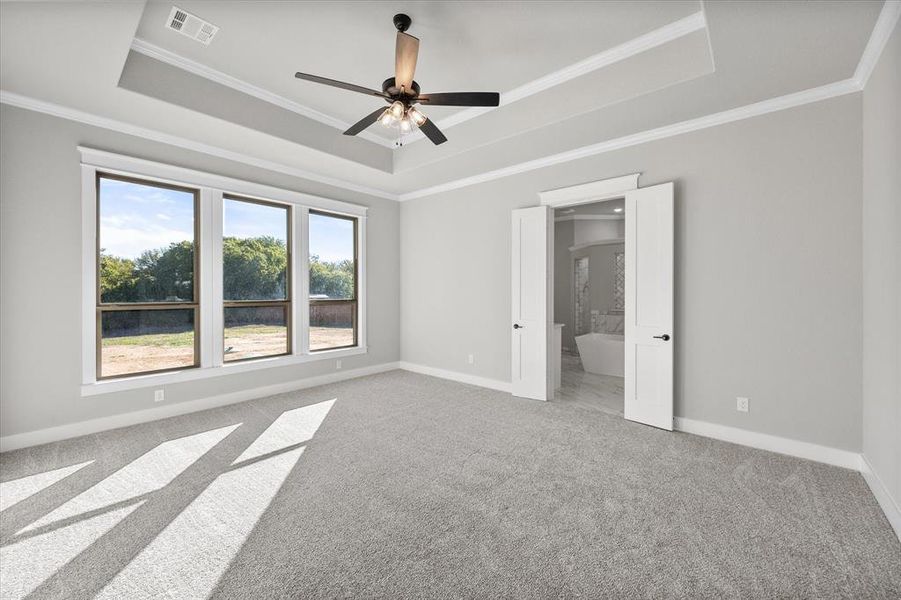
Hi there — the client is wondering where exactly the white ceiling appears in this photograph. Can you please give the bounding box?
[0,1,889,200]
[134,1,701,135]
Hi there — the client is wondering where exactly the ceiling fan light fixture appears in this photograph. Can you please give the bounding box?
[388,101,405,120]
[408,106,427,126]
[379,109,397,128]
[294,13,498,146]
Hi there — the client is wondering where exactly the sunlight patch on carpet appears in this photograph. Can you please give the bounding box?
[0,461,94,512]
[94,447,305,599]
[19,424,240,534]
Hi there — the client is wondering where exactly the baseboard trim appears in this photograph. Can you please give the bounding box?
[860,454,901,540]
[397,361,512,393]
[0,362,400,452]
[673,417,862,471]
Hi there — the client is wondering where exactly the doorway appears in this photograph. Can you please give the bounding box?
[510,177,675,430]
[554,198,626,415]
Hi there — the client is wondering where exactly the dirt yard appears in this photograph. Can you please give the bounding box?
[101,325,354,376]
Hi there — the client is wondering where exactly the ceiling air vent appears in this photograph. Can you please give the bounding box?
[165,6,219,45]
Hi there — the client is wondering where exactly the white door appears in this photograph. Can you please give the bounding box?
[624,183,674,430]
[511,206,552,401]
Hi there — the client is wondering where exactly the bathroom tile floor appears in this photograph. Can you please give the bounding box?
[557,352,624,415]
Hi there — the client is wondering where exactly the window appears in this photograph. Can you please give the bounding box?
[82,149,367,392]
[308,211,358,351]
[223,196,291,361]
[97,174,199,378]
[574,256,590,335]
[614,251,625,311]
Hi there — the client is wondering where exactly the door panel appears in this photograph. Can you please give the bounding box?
[511,206,552,400]
[624,183,674,430]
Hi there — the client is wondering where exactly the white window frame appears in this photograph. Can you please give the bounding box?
[80,147,367,396]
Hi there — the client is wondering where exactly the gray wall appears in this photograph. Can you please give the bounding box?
[0,105,400,438]
[862,25,900,515]
[401,94,863,451]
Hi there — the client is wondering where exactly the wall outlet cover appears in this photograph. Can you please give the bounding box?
[736,397,749,413]
[336,359,342,370]
[154,389,165,403]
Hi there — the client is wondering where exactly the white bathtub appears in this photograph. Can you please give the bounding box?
[575,332,624,377]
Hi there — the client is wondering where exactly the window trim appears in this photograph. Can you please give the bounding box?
[95,172,202,379]
[308,209,359,352]
[80,147,367,396]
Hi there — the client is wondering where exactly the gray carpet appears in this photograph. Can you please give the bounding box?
[1,370,899,599]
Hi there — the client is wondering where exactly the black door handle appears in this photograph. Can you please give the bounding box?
[653,334,670,341]
[513,324,524,330]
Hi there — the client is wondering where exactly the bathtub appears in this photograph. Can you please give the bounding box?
[574,332,624,377]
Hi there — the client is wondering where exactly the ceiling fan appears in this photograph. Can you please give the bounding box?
[294,13,500,146]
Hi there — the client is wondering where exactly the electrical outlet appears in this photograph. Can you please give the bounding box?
[736,397,749,413]
[467,354,474,365]
[154,389,165,403]
[336,359,342,370]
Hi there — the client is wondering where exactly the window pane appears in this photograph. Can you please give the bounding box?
[224,306,288,361]
[101,309,195,377]
[310,302,355,351]
[309,213,355,300]
[98,177,196,303]
[223,198,289,301]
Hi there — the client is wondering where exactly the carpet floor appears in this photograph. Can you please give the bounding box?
[1,370,899,599]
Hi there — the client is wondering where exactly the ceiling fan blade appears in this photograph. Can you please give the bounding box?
[417,92,500,107]
[395,32,420,92]
[295,72,388,98]
[343,107,387,136]
[419,118,447,145]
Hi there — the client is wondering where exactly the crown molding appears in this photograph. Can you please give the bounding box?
[0,90,400,201]
[403,11,709,146]
[397,78,860,201]
[852,0,901,89]
[130,38,396,149]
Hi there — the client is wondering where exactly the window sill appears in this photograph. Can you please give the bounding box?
[80,346,367,397]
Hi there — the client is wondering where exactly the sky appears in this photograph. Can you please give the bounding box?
[99,178,354,263]
[99,178,194,260]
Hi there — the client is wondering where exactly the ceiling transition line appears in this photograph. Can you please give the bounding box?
[852,0,901,88]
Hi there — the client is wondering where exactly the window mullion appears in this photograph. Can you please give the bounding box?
[357,215,366,350]
[297,207,310,355]
[82,166,99,384]
[209,189,225,367]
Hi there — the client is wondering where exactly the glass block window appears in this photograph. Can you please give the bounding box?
[614,251,625,311]
[574,256,590,335]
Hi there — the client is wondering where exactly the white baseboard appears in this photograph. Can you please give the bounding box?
[0,362,400,452]
[673,417,862,471]
[860,454,901,541]
[397,361,512,393]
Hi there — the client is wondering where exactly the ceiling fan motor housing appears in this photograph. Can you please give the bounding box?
[382,77,420,103]
[393,13,412,32]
